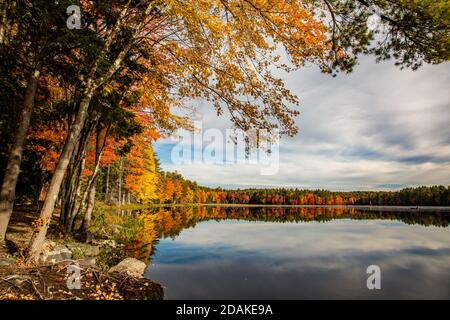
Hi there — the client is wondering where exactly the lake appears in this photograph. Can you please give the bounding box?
[139,206,450,299]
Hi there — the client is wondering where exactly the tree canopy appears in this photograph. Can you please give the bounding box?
[0,0,448,260]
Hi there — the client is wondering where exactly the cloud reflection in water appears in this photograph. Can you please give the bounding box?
[145,212,450,299]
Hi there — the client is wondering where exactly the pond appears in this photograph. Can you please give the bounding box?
[138,206,450,299]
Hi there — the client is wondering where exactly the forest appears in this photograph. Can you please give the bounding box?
[156,181,450,206]
[0,0,449,267]
[70,162,450,206]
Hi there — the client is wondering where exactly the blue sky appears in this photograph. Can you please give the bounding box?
[154,56,450,191]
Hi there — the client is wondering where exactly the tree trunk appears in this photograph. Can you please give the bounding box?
[60,133,83,226]
[0,69,40,241]
[79,174,99,242]
[65,156,86,233]
[77,124,110,240]
[118,157,123,206]
[25,0,146,261]
[69,124,107,231]
[35,173,44,208]
[105,165,110,203]
[61,116,97,231]
[27,92,93,262]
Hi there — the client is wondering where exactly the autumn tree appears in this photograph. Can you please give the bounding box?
[26,1,170,259]
[0,0,446,258]
[0,0,82,240]
[124,138,159,204]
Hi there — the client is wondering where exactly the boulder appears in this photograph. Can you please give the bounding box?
[42,252,63,264]
[54,245,72,260]
[42,240,57,253]
[108,258,147,278]
[39,244,72,264]
[66,243,100,257]
[77,257,96,267]
[93,239,117,248]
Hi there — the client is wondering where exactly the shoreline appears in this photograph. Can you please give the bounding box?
[0,207,164,300]
[114,203,450,212]
[2,202,449,300]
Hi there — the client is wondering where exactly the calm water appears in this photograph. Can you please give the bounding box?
[141,206,450,299]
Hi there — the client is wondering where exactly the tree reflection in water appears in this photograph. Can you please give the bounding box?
[123,206,450,262]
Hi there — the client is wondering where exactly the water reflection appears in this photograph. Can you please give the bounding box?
[130,206,450,299]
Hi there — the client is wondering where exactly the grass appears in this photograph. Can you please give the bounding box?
[89,202,159,267]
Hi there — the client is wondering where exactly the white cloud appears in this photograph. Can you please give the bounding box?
[155,57,450,190]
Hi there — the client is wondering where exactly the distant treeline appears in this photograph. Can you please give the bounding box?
[196,185,450,206]
[152,177,450,206]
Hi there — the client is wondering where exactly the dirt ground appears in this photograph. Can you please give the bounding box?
[0,263,163,300]
[0,207,163,300]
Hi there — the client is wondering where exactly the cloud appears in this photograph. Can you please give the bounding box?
[154,57,450,190]
[146,219,450,299]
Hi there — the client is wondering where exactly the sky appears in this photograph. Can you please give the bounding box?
[147,219,450,298]
[154,56,450,191]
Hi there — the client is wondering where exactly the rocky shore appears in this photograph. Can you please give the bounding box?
[0,207,163,300]
[0,239,163,300]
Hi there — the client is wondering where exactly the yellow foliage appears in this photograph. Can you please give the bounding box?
[125,0,331,137]
[124,139,159,204]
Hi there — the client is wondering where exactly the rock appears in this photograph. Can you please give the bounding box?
[89,246,100,256]
[109,258,147,278]
[78,257,96,267]
[54,245,72,260]
[93,239,117,248]
[42,252,63,264]
[42,240,57,253]
[54,244,66,251]
[39,244,72,264]
[0,257,16,267]
[66,243,100,257]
